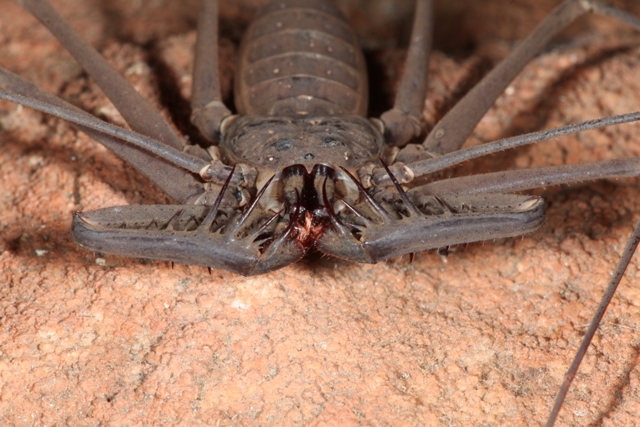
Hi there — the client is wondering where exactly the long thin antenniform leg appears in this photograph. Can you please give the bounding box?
[422,0,640,156]
[0,87,206,174]
[372,111,640,186]
[17,0,187,151]
[0,67,206,201]
[190,0,232,141]
[418,158,640,195]
[545,220,640,427]
[379,0,432,147]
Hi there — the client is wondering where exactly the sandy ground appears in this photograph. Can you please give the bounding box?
[2,0,640,425]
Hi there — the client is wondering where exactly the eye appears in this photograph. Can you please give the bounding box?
[321,137,345,147]
[273,138,294,151]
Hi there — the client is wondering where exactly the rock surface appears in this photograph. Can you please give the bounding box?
[2,1,640,425]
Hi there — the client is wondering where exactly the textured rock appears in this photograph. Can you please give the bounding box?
[1,1,640,426]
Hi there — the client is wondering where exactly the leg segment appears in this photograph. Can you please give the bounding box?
[545,219,640,426]
[422,0,640,156]
[17,0,188,152]
[0,68,206,202]
[190,0,233,141]
[379,0,433,147]
[418,158,640,196]
[371,111,640,187]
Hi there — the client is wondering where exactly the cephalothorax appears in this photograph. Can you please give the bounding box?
[2,0,640,276]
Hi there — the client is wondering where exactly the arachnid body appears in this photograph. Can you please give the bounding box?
[1,0,640,422]
[2,0,640,276]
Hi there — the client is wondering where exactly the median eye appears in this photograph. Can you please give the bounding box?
[273,138,294,151]
[321,137,345,147]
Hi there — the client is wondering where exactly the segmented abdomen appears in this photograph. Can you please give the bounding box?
[234,0,368,117]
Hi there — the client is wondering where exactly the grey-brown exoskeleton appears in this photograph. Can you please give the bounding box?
[1,0,640,276]
[2,1,640,425]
